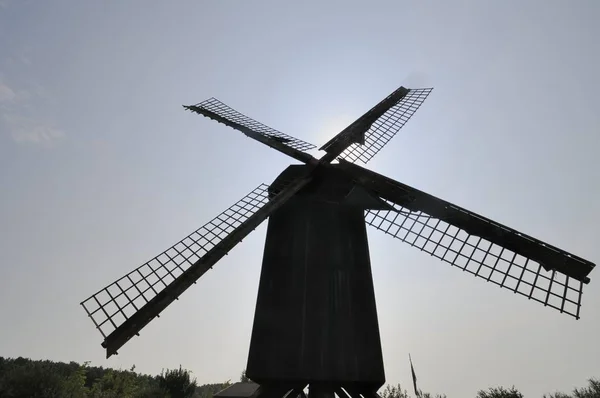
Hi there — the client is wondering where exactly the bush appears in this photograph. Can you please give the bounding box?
[476,386,523,398]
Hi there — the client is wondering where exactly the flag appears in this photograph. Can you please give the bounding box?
[409,354,420,397]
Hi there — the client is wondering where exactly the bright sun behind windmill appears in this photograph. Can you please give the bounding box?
[81,85,595,398]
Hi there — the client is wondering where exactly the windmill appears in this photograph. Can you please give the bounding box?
[81,85,595,398]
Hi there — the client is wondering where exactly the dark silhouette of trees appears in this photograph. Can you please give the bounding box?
[379,382,446,398]
[194,382,232,398]
[0,357,204,398]
[476,386,524,398]
[0,360,70,397]
[380,383,410,398]
[0,356,598,397]
[574,378,600,398]
[544,378,600,398]
[240,370,252,383]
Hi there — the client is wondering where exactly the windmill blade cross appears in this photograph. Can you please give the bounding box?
[81,174,312,358]
[82,82,435,356]
[82,80,595,371]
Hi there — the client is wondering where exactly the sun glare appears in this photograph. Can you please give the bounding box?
[318,113,354,143]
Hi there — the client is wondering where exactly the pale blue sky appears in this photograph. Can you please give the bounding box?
[1,1,599,397]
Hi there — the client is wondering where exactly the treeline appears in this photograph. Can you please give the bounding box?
[0,356,228,398]
[380,381,600,398]
[0,356,599,398]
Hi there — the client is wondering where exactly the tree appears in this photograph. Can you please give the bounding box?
[544,378,600,398]
[240,370,252,383]
[88,368,140,398]
[157,365,197,398]
[573,378,600,398]
[421,393,447,398]
[380,383,446,398]
[476,386,524,398]
[0,361,65,398]
[60,363,89,398]
[136,382,171,398]
[194,382,232,398]
[380,383,410,398]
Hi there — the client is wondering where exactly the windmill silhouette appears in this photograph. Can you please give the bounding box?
[81,85,595,398]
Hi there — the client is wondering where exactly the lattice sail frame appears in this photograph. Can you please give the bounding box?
[189,98,316,152]
[339,88,433,164]
[365,203,584,318]
[81,180,294,340]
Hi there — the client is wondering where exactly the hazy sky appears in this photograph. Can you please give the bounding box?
[1,1,599,397]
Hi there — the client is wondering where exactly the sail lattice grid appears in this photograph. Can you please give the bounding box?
[187,98,316,152]
[366,204,584,318]
[340,88,433,164]
[81,180,294,340]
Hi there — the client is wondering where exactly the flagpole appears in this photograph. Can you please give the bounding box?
[409,354,420,398]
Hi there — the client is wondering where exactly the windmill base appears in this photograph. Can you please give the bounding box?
[249,382,381,398]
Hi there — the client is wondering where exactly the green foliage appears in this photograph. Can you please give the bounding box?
[157,365,197,398]
[60,362,89,398]
[0,359,66,397]
[476,385,524,398]
[0,357,216,398]
[88,368,142,397]
[194,382,232,398]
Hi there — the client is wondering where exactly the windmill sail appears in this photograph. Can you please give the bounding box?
[320,86,432,164]
[337,160,595,319]
[184,98,317,164]
[81,175,312,358]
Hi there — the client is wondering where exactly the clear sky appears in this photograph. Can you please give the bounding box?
[1,1,599,397]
